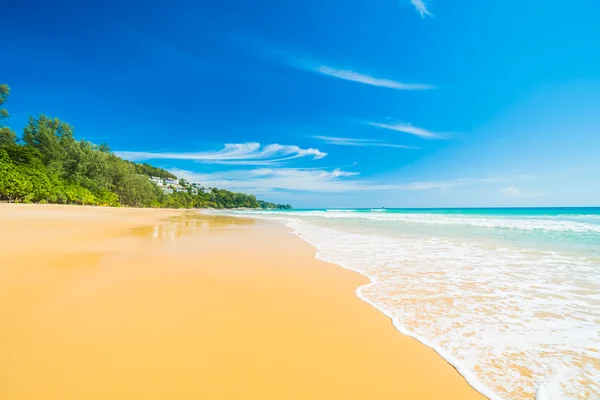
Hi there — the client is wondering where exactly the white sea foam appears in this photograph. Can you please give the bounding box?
[243,210,600,234]
[224,210,600,399]
[294,220,599,399]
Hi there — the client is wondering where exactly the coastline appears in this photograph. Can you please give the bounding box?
[286,219,498,400]
[0,204,484,399]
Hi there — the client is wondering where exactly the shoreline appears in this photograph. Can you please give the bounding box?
[1,204,485,399]
[285,219,495,400]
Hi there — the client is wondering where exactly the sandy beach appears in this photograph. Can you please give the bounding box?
[0,204,484,399]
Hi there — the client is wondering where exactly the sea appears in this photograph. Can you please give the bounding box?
[215,207,600,399]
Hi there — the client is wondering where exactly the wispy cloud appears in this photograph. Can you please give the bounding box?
[366,122,441,139]
[171,167,371,193]
[313,135,418,149]
[411,0,433,18]
[500,186,542,198]
[249,38,435,91]
[310,66,435,90]
[115,143,327,166]
[170,166,533,194]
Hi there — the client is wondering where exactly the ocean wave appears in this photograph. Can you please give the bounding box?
[362,213,600,234]
[235,210,600,234]
[282,218,600,399]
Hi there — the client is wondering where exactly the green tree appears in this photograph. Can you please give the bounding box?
[0,128,17,147]
[0,169,32,202]
[0,85,17,147]
[115,173,162,207]
[22,115,78,175]
[2,144,44,166]
[0,150,32,202]
[21,167,52,203]
[62,184,95,205]
[93,189,120,207]
[134,162,177,179]
[0,84,10,125]
[76,141,113,193]
[0,84,292,210]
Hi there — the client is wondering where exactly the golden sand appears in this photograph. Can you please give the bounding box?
[0,204,485,399]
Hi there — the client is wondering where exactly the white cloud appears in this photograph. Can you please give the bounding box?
[311,66,435,90]
[411,0,433,18]
[366,122,441,139]
[171,167,380,193]
[251,38,435,91]
[115,143,327,165]
[318,169,360,178]
[170,167,532,195]
[500,186,542,198]
[313,135,418,149]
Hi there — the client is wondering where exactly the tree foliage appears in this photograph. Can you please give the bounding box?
[134,162,177,179]
[0,84,292,209]
[0,84,17,147]
[0,84,10,123]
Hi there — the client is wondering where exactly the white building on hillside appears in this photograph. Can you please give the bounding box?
[150,176,164,186]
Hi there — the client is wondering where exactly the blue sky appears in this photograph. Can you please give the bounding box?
[4,0,600,207]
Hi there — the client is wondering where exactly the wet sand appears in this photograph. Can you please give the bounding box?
[0,204,485,399]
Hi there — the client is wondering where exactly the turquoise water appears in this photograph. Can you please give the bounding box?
[310,207,600,215]
[267,207,600,254]
[216,207,600,399]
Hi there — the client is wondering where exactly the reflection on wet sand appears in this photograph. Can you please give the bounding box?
[131,212,256,240]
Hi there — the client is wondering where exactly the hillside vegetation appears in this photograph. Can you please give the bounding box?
[0,84,291,209]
